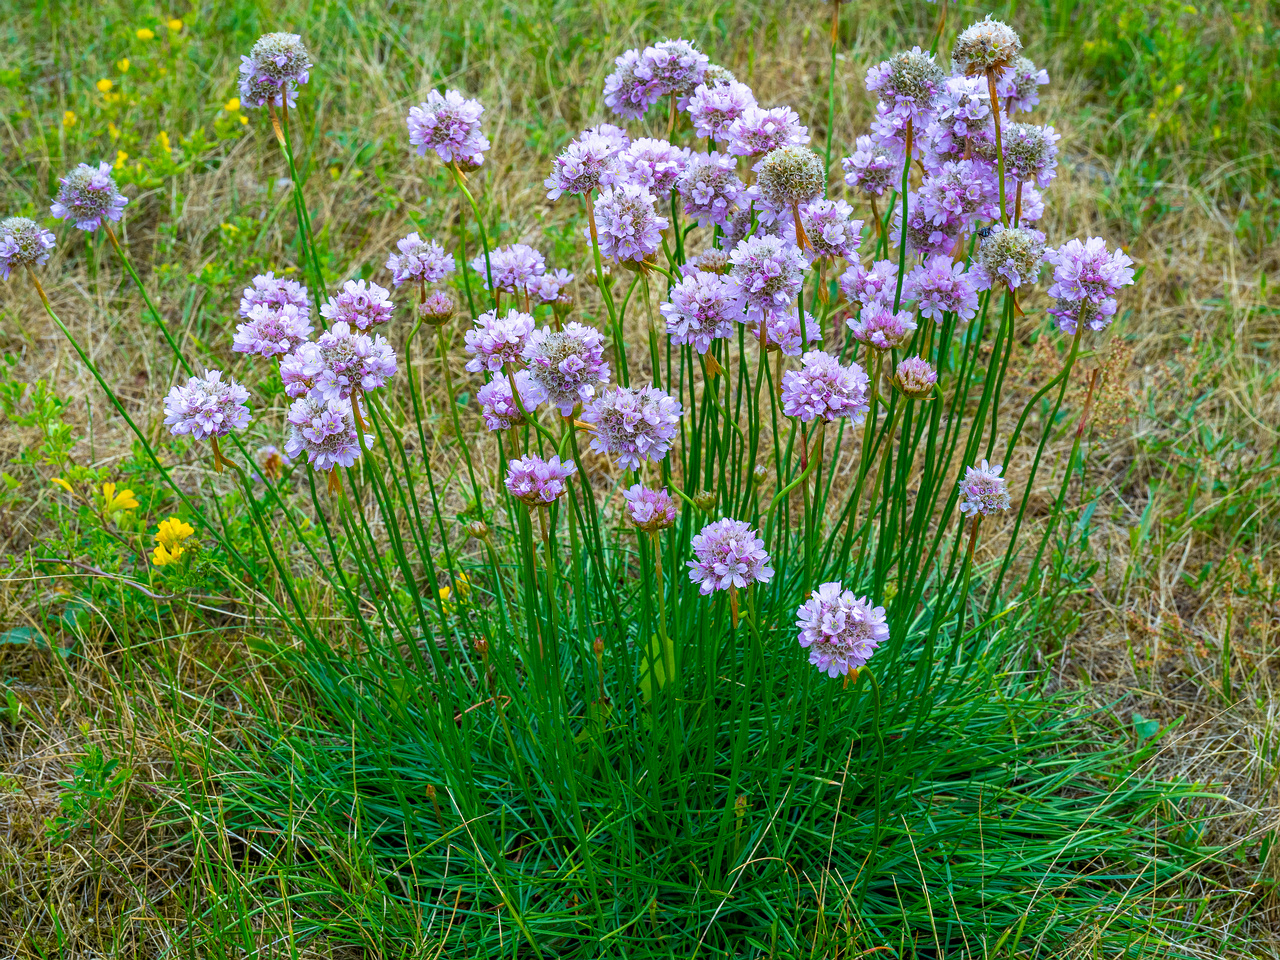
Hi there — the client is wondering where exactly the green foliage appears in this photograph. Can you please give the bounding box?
[46,744,130,844]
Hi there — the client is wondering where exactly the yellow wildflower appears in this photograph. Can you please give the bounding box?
[62,110,76,128]
[152,517,195,566]
[224,97,240,112]
[239,115,248,126]
[1172,84,1184,98]
[101,482,139,513]
[136,27,155,40]
[114,150,128,169]
[96,78,113,94]
[157,131,171,153]
[439,573,471,612]
[117,58,130,73]
[108,122,121,141]
[167,18,183,31]
[51,477,74,494]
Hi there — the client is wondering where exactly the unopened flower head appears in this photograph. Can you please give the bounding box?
[477,370,547,431]
[952,17,1023,76]
[473,243,546,295]
[524,321,611,415]
[238,32,312,108]
[1045,237,1136,305]
[894,355,938,398]
[0,217,56,280]
[282,321,397,401]
[660,270,742,354]
[284,395,368,471]
[755,145,826,211]
[959,459,1011,516]
[1049,296,1119,335]
[233,302,314,357]
[1002,123,1060,188]
[839,259,898,308]
[729,234,808,323]
[973,224,1046,290]
[320,279,395,331]
[998,57,1050,114]
[637,39,709,98]
[407,89,490,166]
[603,48,663,120]
[781,350,870,423]
[50,162,128,231]
[386,233,455,287]
[623,484,678,532]
[581,123,631,156]
[727,105,810,157]
[903,254,980,322]
[163,369,251,440]
[796,583,888,678]
[504,454,577,506]
[687,80,757,140]
[676,151,745,228]
[758,309,823,356]
[240,271,310,318]
[590,182,670,265]
[581,384,684,470]
[801,199,863,261]
[688,517,774,595]
[865,47,946,121]
[842,135,897,197]
[545,133,621,200]
[527,268,575,304]
[619,138,690,194]
[847,304,918,351]
[917,159,997,230]
[418,290,456,324]
[464,309,536,373]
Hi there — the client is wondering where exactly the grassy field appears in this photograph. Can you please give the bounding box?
[1,0,1279,957]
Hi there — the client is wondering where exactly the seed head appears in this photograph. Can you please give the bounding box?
[581,384,683,470]
[952,18,1023,76]
[973,224,1046,290]
[755,145,826,210]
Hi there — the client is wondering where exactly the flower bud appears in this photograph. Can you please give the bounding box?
[593,636,604,657]
[473,636,489,657]
[418,290,456,325]
[553,291,574,318]
[893,356,938,399]
[466,519,492,542]
[693,490,717,511]
[753,464,769,486]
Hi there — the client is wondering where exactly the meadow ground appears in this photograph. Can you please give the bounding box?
[0,0,1278,957]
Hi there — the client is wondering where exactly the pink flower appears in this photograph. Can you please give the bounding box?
[581,384,683,470]
[781,351,870,423]
[524,322,611,415]
[687,80,757,141]
[477,371,547,431]
[163,370,251,440]
[660,270,742,354]
[726,105,809,158]
[464,309,536,373]
[233,302,314,357]
[284,395,370,471]
[959,460,1011,517]
[320,279,395,331]
[505,455,577,506]
[847,305,917,351]
[623,485,677,532]
[687,518,774,595]
[385,233,455,288]
[407,89,490,166]
[903,255,979,323]
[796,582,888,678]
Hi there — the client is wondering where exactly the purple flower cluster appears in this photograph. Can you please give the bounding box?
[238,33,312,109]
[281,321,397,401]
[958,460,1011,516]
[385,233,455,288]
[801,199,863,261]
[50,162,128,232]
[903,255,980,323]
[240,272,311,317]
[842,136,897,197]
[896,194,961,258]
[923,76,994,168]
[473,244,546,296]
[688,518,774,595]
[848,305,918,351]
[590,183,669,264]
[660,270,742,354]
[796,583,888,678]
[623,485,677,532]
[285,395,368,471]
[998,57,1050,115]
[758,309,823,356]
[582,123,631,155]
[603,49,664,120]
[1002,123,1060,189]
[505,454,577,506]
[477,371,547,432]
[917,159,997,230]
[865,47,946,122]
[407,89,490,167]
[528,268,575,304]
[581,384,683,470]
[619,138,689,194]
[0,217,56,280]
[839,259,898,308]
[464,309,536,373]
[234,302,314,358]
[687,80,757,141]
[727,105,809,157]
[524,322,611,415]
[676,151,745,228]
[1044,237,1135,334]
[603,40,709,119]
[320,280,395,331]
[545,134,621,200]
[781,351,871,423]
[729,235,808,323]
[163,370,252,440]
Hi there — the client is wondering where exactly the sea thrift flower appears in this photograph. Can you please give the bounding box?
[1049,296,1119,335]
[504,454,577,506]
[477,371,547,431]
[237,32,312,108]
[842,136,896,197]
[1002,123,1060,188]
[527,268,574,304]
[1045,237,1136,306]
[755,145,826,213]
[998,57,1050,114]
[581,384,684,470]
[582,123,631,155]
[285,395,368,471]
[1017,186,1046,225]
[407,89,490,166]
[917,159,997,229]
[702,64,737,86]
[973,224,1046,290]
[839,259,898,308]
[726,105,809,158]
[50,162,128,231]
[903,255,980,322]
[473,243,546,295]
[758,309,823,356]
[385,233,455,288]
[464,309,536,373]
[545,133,621,200]
[233,302,313,357]
[0,217,56,280]
[848,305,918,351]
[603,48,662,119]
[796,583,889,678]
[865,47,946,122]
[687,518,774,595]
[868,100,919,162]
[163,370,251,439]
[590,183,669,265]
[896,194,962,258]
[687,248,730,274]
[623,485,677,532]
[660,270,741,353]
[283,322,397,401]
[418,290,456,325]
[239,272,310,317]
[729,235,808,323]
[781,351,870,423]
[923,76,998,168]
[801,199,863,261]
[894,356,938,398]
[952,17,1023,76]
[619,138,689,194]
[959,459,1011,516]
[676,151,745,228]
[637,39,709,98]
[687,80,757,140]
[320,279,395,331]
[524,321,611,415]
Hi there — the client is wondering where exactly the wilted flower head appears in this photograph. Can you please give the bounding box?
[676,151,746,228]
[473,243,546,295]
[687,80,757,141]
[504,454,577,506]
[842,136,897,197]
[320,279,395,331]
[839,259,898,308]
[781,351,871,423]
[847,304,918,351]
[758,308,823,356]
[603,48,663,120]
[545,133,621,200]
[524,321,611,415]
[755,145,826,212]
[801,199,863,261]
[688,517,774,595]
[407,89,490,166]
[796,583,888,678]
[238,32,312,108]
[952,17,1023,76]
[865,47,946,121]
[1002,123,1060,188]
[240,271,310,318]
[285,395,369,471]
[527,268,575,304]
[903,255,980,322]
[233,302,313,357]
[418,290,457,325]
[581,123,631,156]
[163,370,251,440]
[1045,237,1136,306]
[255,445,291,481]
[464,309,536,373]
[917,159,997,229]
[0,217,56,280]
[973,224,1046,290]
[623,485,678,532]
[660,270,742,353]
[282,321,397,400]
[386,233,455,288]
[590,182,669,265]
[1049,296,1119,335]
[477,370,547,431]
[894,355,938,398]
[581,384,684,470]
[998,57,1050,114]
[50,162,128,232]
[729,234,808,323]
[637,39,709,98]
[619,138,689,194]
[727,105,810,157]
[959,459,1011,516]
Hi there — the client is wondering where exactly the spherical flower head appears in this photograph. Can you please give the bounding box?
[464,309,536,373]
[959,459,1011,517]
[687,517,774,595]
[524,321,611,415]
[917,159,998,230]
[163,369,251,440]
[660,270,742,354]
[619,138,690,195]
[477,370,547,431]
[623,485,678,532]
[418,290,457,325]
[545,133,621,200]
[527,268,574,304]
[687,248,730,275]
[702,64,737,86]
[637,39,709,98]
[237,33,312,109]
[759,308,823,356]
[239,271,311,318]
[727,105,810,157]
[952,17,1023,76]
[676,151,745,228]
[50,162,128,232]
[801,199,863,262]
[581,384,683,470]
[1002,123,1060,189]
[233,302,314,357]
[755,145,826,212]
[839,259,898,308]
[729,235,808,323]
[385,233,455,288]
[603,48,662,120]
[973,224,1046,290]
[865,47,946,122]
[582,123,631,156]
[473,243,546,295]
[796,582,888,678]
[842,135,896,197]
[320,279,395,331]
[894,355,938,398]
[687,80,757,140]
[847,305,918,351]
[1049,296,1119,335]
[998,57,1049,115]
[292,321,398,401]
[781,351,870,423]
[589,182,670,265]
[922,76,997,167]
[0,216,56,280]
[284,395,369,471]
[896,195,962,259]
[903,254,979,323]
[504,455,577,506]
[1045,237,1136,305]
[407,89,490,166]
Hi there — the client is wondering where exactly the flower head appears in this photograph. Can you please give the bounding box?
[464,309,536,373]
[959,459,1011,516]
[687,80,757,140]
[504,455,577,506]
[524,321,611,415]
[233,302,314,357]
[903,255,979,322]
[284,395,370,471]
[239,271,311,318]
[619,138,690,194]
[0,217,56,280]
[687,248,731,274]
[727,105,810,157]
[801,199,863,261]
[952,17,1023,76]
[896,194,962,258]
[386,233,455,288]
[660,270,742,354]
[973,224,1046,290]
[1002,123,1060,188]
[603,48,664,120]
[163,369,251,440]
[418,290,457,325]
[473,243,546,295]
[847,304,918,351]
[545,133,621,200]
[50,162,128,231]
[581,123,631,155]
[687,517,774,595]
[477,370,547,431]
[407,89,490,166]
[590,182,669,264]
[527,268,575,304]
[841,135,897,197]
[796,583,888,678]
[1045,237,1136,306]
[755,145,826,212]
[729,234,808,323]
[865,47,946,121]
[922,76,997,168]
[917,159,997,229]
[237,32,312,108]
[637,39,709,98]
[998,57,1049,114]
[581,384,683,470]
[320,279,395,331]
[282,321,397,400]
[758,308,823,356]
[839,259,898,308]
[781,351,871,423]
[894,355,938,398]
[623,485,678,532]
[152,517,195,566]
[676,151,746,228]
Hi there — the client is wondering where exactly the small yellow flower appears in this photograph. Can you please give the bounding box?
[108,122,121,140]
[439,573,471,613]
[167,18,183,31]
[117,58,130,73]
[114,150,129,169]
[223,97,240,112]
[136,27,155,40]
[101,482,139,513]
[239,115,248,126]
[152,517,195,566]
[97,78,113,94]
[157,131,172,153]
[62,110,76,128]
[51,477,74,494]
[1172,84,1184,98]
[152,543,183,566]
